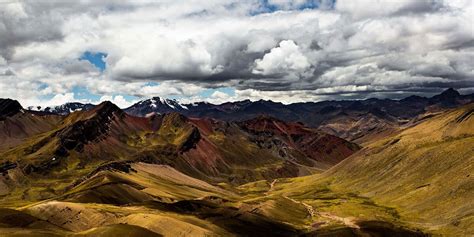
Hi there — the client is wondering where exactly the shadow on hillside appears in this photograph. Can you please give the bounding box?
[303,220,429,237]
[144,199,301,237]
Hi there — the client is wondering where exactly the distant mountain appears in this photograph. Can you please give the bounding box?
[28,102,95,115]
[123,97,189,116]
[238,115,360,167]
[124,98,302,124]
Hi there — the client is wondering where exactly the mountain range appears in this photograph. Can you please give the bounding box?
[26,88,474,144]
[0,88,472,236]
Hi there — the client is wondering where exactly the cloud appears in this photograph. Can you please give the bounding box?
[253,40,312,78]
[264,0,335,11]
[110,38,223,80]
[99,95,137,108]
[0,0,472,106]
[335,0,442,19]
[266,0,310,9]
[0,1,64,59]
[45,93,76,106]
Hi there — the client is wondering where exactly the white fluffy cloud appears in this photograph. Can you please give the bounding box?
[110,37,224,80]
[253,40,312,78]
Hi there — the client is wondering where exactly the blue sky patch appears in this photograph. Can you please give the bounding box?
[251,0,335,15]
[80,51,107,71]
[72,86,101,101]
[144,82,160,87]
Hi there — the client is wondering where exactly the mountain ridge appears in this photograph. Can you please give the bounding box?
[20,88,474,115]
[4,88,473,145]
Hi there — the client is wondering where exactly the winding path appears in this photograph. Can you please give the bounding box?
[319,212,360,229]
[282,195,316,218]
[265,179,360,230]
[267,179,277,193]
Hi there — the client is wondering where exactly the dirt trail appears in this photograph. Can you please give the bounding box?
[283,195,316,218]
[283,195,361,230]
[268,180,277,191]
[266,180,360,230]
[319,212,360,229]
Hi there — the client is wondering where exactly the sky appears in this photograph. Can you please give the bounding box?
[0,0,473,108]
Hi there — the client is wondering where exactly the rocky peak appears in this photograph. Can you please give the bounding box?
[0,98,23,120]
[439,88,460,98]
[161,112,188,128]
[55,101,124,155]
[90,101,123,118]
[429,88,462,106]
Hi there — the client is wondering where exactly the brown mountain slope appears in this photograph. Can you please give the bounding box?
[238,115,360,168]
[317,110,401,145]
[0,112,63,152]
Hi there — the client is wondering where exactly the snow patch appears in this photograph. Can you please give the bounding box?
[165,100,176,109]
[180,103,189,110]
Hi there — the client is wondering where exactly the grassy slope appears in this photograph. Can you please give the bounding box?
[261,104,474,236]
[0,162,300,236]
[326,104,474,235]
[0,113,63,152]
[0,162,239,236]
